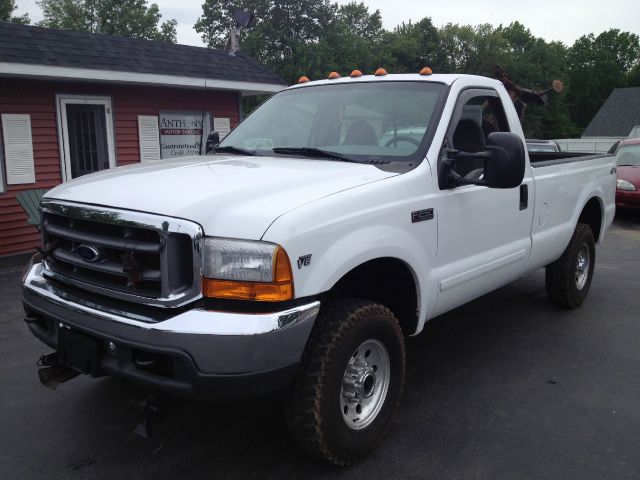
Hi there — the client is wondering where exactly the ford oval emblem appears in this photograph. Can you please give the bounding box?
[77,244,102,263]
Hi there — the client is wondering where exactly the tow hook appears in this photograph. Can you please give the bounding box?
[131,393,182,442]
[36,353,79,390]
[132,394,160,439]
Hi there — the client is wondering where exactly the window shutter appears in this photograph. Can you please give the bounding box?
[2,114,35,184]
[138,115,160,162]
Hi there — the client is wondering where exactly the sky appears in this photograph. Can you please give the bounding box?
[14,0,640,48]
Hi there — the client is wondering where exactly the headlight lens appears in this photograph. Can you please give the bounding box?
[203,238,277,282]
[617,179,637,191]
[201,238,294,301]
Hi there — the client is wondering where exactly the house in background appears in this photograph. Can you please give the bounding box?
[555,87,640,153]
[0,22,285,257]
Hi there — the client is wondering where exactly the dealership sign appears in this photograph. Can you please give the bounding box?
[159,111,206,159]
[158,111,232,159]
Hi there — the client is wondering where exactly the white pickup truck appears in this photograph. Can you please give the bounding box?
[23,72,616,465]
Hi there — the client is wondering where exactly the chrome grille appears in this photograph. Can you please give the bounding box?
[40,200,203,308]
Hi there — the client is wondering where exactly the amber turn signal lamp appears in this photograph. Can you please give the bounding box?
[328,71,341,79]
[419,67,433,75]
[202,247,294,302]
[374,68,388,76]
[350,69,363,77]
[298,75,310,84]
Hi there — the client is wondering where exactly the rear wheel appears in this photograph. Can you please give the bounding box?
[286,299,405,465]
[545,223,596,309]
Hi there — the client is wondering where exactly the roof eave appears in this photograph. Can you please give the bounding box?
[0,62,285,95]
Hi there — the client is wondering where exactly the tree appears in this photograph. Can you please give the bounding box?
[296,2,387,80]
[37,0,177,42]
[196,0,355,83]
[438,23,508,75]
[497,22,578,138]
[0,0,30,24]
[566,29,640,128]
[194,1,639,137]
[194,0,266,49]
[335,2,382,39]
[380,18,443,74]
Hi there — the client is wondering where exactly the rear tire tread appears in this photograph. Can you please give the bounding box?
[545,223,595,309]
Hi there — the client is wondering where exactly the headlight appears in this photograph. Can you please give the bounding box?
[617,179,637,191]
[201,238,293,301]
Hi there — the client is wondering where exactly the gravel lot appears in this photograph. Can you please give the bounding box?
[1,212,639,479]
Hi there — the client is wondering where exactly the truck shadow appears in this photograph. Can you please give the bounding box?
[5,228,635,479]
[54,268,575,478]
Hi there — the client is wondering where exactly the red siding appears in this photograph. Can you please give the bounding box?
[0,78,240,256]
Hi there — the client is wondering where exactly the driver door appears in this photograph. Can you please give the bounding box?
[434,88,534,315]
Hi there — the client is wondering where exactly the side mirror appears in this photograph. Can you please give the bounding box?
[205,131,220,153]
[482,132,526,188]
[444,132,525,189]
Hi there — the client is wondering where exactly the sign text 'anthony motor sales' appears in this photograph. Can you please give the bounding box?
[160,117,203,136]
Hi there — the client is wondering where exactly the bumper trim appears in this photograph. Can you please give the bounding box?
[24,262,320,335]
[26,309,300,399]
[23,259,322,395]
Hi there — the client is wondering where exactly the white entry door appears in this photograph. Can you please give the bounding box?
[56,95,116,181]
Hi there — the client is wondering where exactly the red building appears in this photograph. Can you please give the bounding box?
[0,22,284,256]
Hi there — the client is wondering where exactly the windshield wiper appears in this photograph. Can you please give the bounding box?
[272,147,365,163]
[212,145,256,156]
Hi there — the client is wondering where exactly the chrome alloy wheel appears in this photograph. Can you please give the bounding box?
[575,243,591,290]
[340,339,390,430]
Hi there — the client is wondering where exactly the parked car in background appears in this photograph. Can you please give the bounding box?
[615,138,640,209]
[526,139,561,153]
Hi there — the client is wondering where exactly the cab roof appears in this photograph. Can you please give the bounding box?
[286,73,503,90]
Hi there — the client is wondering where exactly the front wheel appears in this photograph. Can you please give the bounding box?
[286,299,405,465]
[545,223,596,309]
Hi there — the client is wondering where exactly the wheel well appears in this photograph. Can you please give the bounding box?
[329,258,419,335]
[578,197,603,242]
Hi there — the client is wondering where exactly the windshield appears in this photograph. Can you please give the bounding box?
[616,144,640,166]
[219,82,445,163]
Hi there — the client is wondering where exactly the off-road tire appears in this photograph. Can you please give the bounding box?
[546,222,596,309]
[286,299,405,465]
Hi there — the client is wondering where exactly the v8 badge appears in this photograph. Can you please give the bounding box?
[297,254,312,269]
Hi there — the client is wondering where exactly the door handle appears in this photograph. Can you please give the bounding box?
[519,184,528,210]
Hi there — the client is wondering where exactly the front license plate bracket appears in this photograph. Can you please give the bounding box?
[57,326,104,377]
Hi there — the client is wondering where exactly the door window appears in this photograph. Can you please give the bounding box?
[57,95,116,181]
[440,91,510,186]
[65,104,110,178]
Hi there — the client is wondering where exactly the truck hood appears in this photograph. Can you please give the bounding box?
[45,155,397,239]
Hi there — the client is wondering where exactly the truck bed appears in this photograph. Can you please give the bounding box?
[529,152,612,167]
[525,152,616,273]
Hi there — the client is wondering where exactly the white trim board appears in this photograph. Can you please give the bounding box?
[0,63,285,96]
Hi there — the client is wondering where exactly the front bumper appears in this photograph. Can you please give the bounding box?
[23,261,320,399]
[616,190,640,209]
